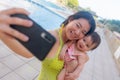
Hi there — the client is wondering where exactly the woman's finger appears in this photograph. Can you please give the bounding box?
[1,8,30,15]
[1,25,29,41]
[7,16,33,27]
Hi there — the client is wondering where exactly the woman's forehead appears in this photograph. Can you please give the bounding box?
[77,19,90,31]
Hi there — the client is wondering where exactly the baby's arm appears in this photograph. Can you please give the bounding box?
[72,53,89,76]
[65,53,89,80]
[57,68,66,80]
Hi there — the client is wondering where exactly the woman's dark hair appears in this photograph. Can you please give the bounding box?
[62,11,96,35]
[88,32,101,50]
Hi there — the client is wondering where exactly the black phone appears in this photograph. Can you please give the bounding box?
[10,14,56,61]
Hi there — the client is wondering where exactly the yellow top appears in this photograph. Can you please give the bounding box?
[37,27,64,80]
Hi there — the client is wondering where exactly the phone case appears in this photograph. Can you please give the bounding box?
[10,14,56,61]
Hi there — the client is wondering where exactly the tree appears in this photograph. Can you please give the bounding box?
[99,19,120,33]
[67,0,79,8]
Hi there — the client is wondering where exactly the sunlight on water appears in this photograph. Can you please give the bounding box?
[0,0,65,30]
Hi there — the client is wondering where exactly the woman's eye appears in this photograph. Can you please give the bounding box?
[76,23,79,28]
[82,30,87,35]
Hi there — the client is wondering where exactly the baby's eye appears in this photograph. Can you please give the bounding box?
[83,38,85,42]
[86,44,89,47]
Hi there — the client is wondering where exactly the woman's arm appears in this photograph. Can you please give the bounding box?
[0,8,33,58]
[57,68,66,80]
[0,8,33,41]
[0,31,34,58]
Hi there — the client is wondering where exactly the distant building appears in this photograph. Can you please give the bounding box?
[96,20,104,28]
[113,31,120,40]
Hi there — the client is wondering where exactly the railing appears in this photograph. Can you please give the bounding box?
[104,28,120,72]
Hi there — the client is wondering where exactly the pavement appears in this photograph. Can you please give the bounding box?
[0,41,41,80]
[0,25,120,80]
[0,0,120,80]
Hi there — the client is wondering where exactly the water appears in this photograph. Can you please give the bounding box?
[24,0,65,30]
[0,0,65,30]
[27,0,65,10]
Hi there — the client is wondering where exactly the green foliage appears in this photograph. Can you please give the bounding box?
[99,19,120,33]
[57,0,79,11]
[67,0,79,8]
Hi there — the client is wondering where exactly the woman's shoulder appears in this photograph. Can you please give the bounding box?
[48,29,55,34]
[48,29,58,35]
[48,29,60,40]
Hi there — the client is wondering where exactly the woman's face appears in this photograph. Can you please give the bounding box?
[65,18,90,40]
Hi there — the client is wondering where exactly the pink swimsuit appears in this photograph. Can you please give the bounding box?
[64,44,76,62]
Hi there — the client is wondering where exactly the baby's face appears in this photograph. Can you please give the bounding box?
[76,35,95,51]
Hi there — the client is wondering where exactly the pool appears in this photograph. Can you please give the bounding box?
[0,0,65,30]
[24,0,65,30]
[27,0,65,10]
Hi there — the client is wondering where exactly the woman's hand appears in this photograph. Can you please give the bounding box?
[65,72,78,80]
[0,8,33,41]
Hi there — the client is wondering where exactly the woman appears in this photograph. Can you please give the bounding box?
[0,8,96,80]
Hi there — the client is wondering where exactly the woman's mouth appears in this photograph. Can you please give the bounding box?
[79,44,82,49]
[70,31,72,33]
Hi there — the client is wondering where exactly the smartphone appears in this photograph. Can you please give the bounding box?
[10,14,56,61]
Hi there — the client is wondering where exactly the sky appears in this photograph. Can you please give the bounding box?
[78,0,120,20]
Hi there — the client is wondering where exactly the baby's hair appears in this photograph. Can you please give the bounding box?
[88,32,101,50]
[61,11,96,35]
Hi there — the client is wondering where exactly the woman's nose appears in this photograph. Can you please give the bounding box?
[75,29,80,35]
